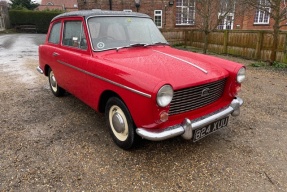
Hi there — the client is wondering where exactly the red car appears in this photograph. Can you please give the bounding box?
[37,10,246,149]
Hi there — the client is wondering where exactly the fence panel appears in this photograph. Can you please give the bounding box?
[161,29,287,63]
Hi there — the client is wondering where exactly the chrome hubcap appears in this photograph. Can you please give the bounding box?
[109,105,129,141]
[112,112,125,133]
[50,75,57,88]
[49,71,57,92]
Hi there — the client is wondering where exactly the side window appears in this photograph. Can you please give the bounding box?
[48,22,61,44]
[62,21,87,50]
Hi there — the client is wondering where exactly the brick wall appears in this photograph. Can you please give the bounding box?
[77,0,287,31]
[38,0,78,11]
[78,0,182,29]
[235,5,287,31]
[0,1,9,29]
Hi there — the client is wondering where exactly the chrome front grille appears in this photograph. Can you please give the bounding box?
[169,78,227,116]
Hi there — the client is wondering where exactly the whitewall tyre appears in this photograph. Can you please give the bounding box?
[105,97,137,150]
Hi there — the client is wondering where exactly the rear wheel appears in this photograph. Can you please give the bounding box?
[48,68,65,97]
[105,97,137,150]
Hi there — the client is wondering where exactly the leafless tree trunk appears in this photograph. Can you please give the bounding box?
[243,0,287,64]
[194,0,238,54]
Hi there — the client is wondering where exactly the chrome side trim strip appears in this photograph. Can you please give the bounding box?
[57,60,152,98]
[153,50,208,74]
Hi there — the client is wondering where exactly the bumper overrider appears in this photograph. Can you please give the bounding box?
[37,66,43,74]
[136,97,243,141]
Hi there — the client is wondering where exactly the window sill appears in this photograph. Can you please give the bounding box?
[253,23,270,26]
[175,24,195,27]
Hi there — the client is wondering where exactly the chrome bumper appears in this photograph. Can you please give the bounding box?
[36,66,43,74]
[136,97,243,141]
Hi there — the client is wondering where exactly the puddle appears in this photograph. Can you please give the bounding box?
[0,34,46,87]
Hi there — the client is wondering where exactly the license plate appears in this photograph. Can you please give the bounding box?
[193,116,229,142]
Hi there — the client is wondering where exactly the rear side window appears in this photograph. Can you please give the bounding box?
[62,21,87,50]
[48,22,61,44]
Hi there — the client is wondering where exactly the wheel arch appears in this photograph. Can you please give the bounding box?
[98,90,122,113]
[44,64,51,76]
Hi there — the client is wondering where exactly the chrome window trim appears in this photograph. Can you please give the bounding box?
[57,60,152,98]
[85,15,153,52]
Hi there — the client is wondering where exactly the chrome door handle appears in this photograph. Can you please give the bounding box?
[53,52,59,57]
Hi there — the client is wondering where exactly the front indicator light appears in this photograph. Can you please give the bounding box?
[160,111,169,122]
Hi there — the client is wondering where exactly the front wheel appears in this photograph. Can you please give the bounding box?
[105,97,137,150]
[48,68,65,97]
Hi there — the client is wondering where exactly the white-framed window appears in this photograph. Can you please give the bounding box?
[218,13,234,30]
[47,2,54,5]
[154,10,162,28]
[123,9,132,12]
[176,0,195,25]
[219,0,235,13]
[254,0,270,24]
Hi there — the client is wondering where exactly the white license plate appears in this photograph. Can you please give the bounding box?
[193,116,229,142]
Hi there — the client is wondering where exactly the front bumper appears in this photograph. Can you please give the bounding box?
[36,66,43,74]
[136,97,243,141]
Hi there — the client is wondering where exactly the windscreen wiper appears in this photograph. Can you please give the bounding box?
[116,43,148,51]
[148,42,170,46]
[129,43,148,47]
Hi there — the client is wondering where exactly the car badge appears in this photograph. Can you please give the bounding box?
[201,88,210,97]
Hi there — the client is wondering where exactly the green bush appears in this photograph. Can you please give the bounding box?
[9,10,63,33]
[273,61,287,68]
[250,61,287,69]
[250,61,267,67]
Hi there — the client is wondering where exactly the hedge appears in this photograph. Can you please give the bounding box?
[9,10,63,33]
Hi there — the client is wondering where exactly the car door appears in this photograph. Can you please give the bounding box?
[54,18,91,101]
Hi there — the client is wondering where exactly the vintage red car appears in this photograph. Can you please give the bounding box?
[37,10,246,149]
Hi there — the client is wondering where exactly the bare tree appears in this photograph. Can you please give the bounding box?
[194,0,237,54]
[243,0,287,64]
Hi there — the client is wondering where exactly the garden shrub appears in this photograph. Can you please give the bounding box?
[9,10,63,33]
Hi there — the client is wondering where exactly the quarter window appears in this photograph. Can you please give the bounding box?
[254,0,270,24]
[63,21,87,50]
[176,0,195,25]
[48,22,61,44]
[154,10,162,28]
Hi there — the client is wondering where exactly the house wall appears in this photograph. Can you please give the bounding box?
[233,3,287,31]
[0,1,9,30]
[38,0,78,11]
[78,0,287,31]
[78,0,193,29]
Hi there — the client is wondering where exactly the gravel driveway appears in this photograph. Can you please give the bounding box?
[0,33,287,191]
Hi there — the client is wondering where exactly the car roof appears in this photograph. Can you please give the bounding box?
[52,10,150,21]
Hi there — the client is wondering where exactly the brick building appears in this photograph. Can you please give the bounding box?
[78,0,188,29]
[38,0,78,11]
[77,0,287,31]
[0,0,9,31]
[239,7,287,31]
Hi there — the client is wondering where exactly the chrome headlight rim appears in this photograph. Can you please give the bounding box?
[157,85,174,107]
[237,67,246,83]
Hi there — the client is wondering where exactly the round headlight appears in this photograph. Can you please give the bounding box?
[157,85,173,107]
[237,67,246,83]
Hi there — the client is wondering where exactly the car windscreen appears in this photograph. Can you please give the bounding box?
[87,16,168,51]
